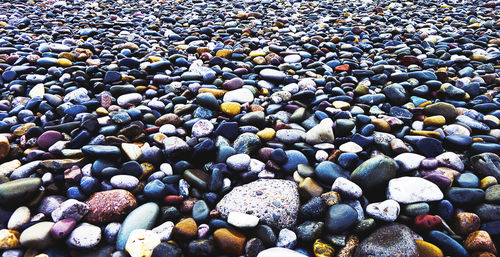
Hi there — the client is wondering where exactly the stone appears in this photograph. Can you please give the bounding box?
[51,199,88,222]
[454,212,481,236]
[313,239,335,257]
[471,153,500,181]
[227,212,259,228]
[394,153,426,172]
[7,206,30,230]
[66,223,102,249]
[172,218,197,241]
[116,202,160,250]
[424,102,458,121]
[213,228,246,255]
[276,228,297,248]
[331,177,363,198]
[464,230,497,254]
[427,230,469,257]
[19,222,55,249]
[354,223,418,257]
[151,242,182,257]
[217,179,299,229]
[223,88,254,103]
[0,229,20,250]
[350,156,397,191]
[85,190,137,224]
[125,229,161,257]
[415,240,444,257]
[325,204,358,234]
[305,119,335,145]
[0,160,21,177]
[0,178,42,205]
[387,177,444,204]
[0,136,10,159]
[257,248,308,257]
[50,218,77,240]
[226,154,251,171]
[366,200,400,222]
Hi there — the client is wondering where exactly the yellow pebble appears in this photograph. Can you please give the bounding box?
[249,50,266,57]
[484,115,499,125]
[415,239,444,257]
[410,130,442,138]
[0,22,8,27]
[198,88,227,98]
[216,49,233,59]
[480,176,498,190]
[148,56,162,62]
[220,102,241,116]
[257,128,276,141]
[423,115,446,127]
[260,88,269,95]
[0,229,20,250]
[140,163,155,180]
[58,52,75,61]
[57,58,72,67]
[313,239,335,257]
[418,101,433,107]
[473,138,484,143]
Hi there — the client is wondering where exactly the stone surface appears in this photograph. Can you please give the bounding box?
[216,179,299,229]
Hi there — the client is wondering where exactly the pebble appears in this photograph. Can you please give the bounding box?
[125,229,161,257]
[0,0,498,255]
[66,223,102,249]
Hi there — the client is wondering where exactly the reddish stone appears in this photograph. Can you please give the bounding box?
[472,252,497,257]
[414,215,442,232]
[163,195,184,205]
[335,64,350,72]
[454,212,481,236]
[84,189,137,224]
[464,231,497,254]
[144,127,159,134]
[180,198,196,214]
[64,166,82,183]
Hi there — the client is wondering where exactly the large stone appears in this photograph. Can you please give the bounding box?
[387,177,444,204]
[354,223,418,257]
[424,102,458,121]
[350,156,397,191]
[216,179,300,229]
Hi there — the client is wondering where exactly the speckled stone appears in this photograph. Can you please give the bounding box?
[84,190,138,224]
[354,223,418,257]
[216,179,299,229]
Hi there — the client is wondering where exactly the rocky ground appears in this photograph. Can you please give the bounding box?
[0,0,499,256]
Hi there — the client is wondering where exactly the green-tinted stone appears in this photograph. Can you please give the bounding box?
[424,102,458,122]
[350,156,397,191]
[19,221,55,249]
[184,169,210,191]
[0,178,42,205]
[403,203,430,216]
[116,202,160,250]
[485,184,500,204]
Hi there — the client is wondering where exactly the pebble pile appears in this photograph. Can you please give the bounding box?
[0,0,499,256]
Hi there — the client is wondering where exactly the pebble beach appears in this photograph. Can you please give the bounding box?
[0,0,499,256]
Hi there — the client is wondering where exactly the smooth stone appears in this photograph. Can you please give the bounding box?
[447,187,485,205]
[223,88,254,103]
[366,200,400,222]
[116,202,160,251]
[387,177,444,204]
[424,102,458,122]
[213,228,246,255]
[325,204,358,233]
[282,150,309,174]
[257,247,307,257]
[19,222,55,249]
[226,154,251,171]
[260,69,286,81]
[394,153,426,172]
[66,223,102,249]
[0,178,42,205]
[331,177,363,198]
[7,206,30,230]
[427,230,469,257]
[125,229,161,257]
[315,161,349,185]
[50,218,77,240]
[228,212,259,228]
[416,137,444,157]
[350,156,397,191]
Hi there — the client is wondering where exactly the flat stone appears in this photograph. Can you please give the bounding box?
[354,223,418,257]
[387,177,444,204]
[85,190,137,224]
[116,202,160,251]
